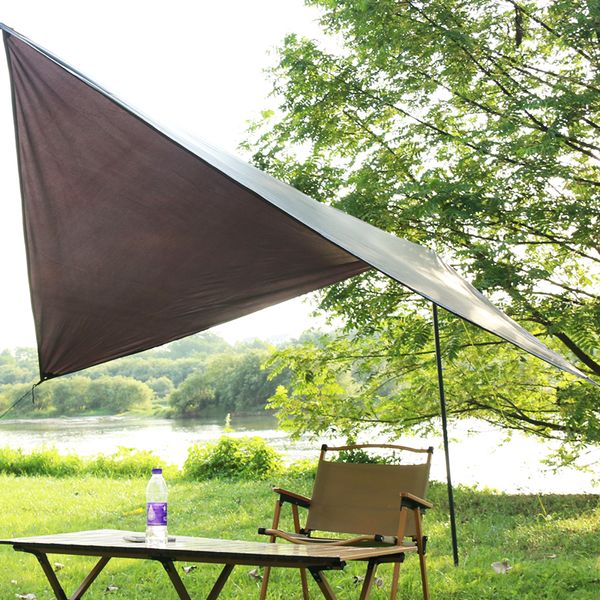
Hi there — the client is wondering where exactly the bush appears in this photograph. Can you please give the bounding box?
[285,458,318,478]
[86,447,167,478]
[183,436,282,480]
[0,446,169,478]
[0,447,82,476]
[335,448,395,464]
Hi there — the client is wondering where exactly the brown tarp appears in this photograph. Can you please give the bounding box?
[3,30,368,377]
[1,24,593,384]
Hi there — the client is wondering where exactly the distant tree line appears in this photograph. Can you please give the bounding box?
[0,333,290,418]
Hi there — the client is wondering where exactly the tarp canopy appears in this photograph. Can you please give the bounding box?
[1,24,593,384]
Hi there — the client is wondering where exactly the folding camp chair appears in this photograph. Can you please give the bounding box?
[258,443,433,600]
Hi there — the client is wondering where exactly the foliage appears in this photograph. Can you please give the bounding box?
[89,356,205,386]
[203,350,289,411]
[168,371,217,417]
[145,376,175,399]
[0,375,154,417]
[247,0,600,460]
[0,447,82,477]
[0,474,598,598]
[335,448,395,465]
[0,348,37,385]
[183,436,283,480]
[266,322,600,462]
[149,332,230,359]
[0,334,290,419]
[284,458,318,478]
[168,349,290,417]
[0,446,169,478]
[86,447,173,478]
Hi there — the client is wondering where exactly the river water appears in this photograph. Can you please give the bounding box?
[0,414,597,494]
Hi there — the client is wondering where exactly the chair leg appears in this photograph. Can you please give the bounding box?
[259,566,271,600]
[299,567,310,599]
[414,508,430,600]
[389,561,401,600]
[389,505,410,600]
[259,497,283,599]
[291,503,310,600]
[418,552,429,600]
[359,559,378,600]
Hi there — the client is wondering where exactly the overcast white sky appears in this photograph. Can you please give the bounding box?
[0,0,331,351]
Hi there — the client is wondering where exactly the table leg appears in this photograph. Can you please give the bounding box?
[308,568,338,600]
[70,556,111,599]
[206,564,235,600]
[31,552,67,600]
[159,559,192,600]
[358,560,378,600]
[24,550,110,600]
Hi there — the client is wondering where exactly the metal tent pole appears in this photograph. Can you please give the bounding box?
[432,303,459,566]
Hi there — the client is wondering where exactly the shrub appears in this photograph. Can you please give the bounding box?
[335,448,394,464]
[285,458,318,478]
[0,446,169,478]
[86,447,167,478]
[0,447,82,476]
[183,436,282,480]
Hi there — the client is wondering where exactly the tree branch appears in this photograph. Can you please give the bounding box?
[404,2,600,160]
[505,0,597,64]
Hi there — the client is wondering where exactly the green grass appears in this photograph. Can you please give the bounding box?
[0,475,598,599]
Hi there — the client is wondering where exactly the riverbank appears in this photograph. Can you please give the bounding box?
[0,474,598,599]
[1,414,598,493]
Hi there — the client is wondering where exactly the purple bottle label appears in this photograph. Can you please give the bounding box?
[147,502,167,526]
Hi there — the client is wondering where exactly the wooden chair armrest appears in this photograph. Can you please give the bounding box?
[400,492,433,510]
[258,528,311,544]
[272,487,311,508]
[258,528,387,547]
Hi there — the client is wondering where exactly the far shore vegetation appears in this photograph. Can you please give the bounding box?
[0,332,293,419]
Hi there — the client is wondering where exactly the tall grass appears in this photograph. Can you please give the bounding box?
[0,446,171,478]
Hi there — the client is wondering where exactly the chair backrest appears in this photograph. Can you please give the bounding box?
[305,444,432,539]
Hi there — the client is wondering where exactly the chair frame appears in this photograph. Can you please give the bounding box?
[258,443,433,600]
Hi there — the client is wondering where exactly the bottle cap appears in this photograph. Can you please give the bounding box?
[151,468,162,474]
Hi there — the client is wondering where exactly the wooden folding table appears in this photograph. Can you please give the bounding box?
[0,529,416,599]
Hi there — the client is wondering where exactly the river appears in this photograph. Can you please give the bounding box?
[0,414,597,494]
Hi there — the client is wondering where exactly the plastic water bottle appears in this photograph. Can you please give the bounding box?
[146,468,168,546]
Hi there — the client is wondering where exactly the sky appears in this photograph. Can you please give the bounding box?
[0,0,330,351]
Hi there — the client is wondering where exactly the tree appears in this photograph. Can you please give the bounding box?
[151,332,231,359]
[248,0,600,461]
[89,357,203,386]
[146,376,175,399]
[204,351,289,411]
[168,372,217,417]
[86,376,153,413]
[168,350,290,417]
[0,381,54,416]
[46,376,92,415]
[0,348,37,384]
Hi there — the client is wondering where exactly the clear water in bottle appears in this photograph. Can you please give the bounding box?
[146,467,168,546]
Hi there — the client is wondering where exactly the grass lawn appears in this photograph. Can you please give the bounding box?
[0,474,598,599]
